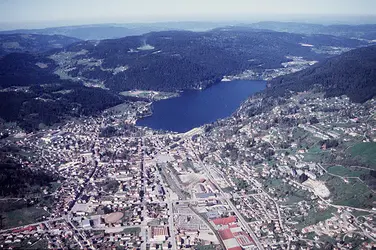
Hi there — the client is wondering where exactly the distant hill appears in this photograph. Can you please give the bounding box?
[0,33,80,56]
[249,22,376,40]
[0,26,155,41]
[0,28,371,131]
[3,22,376,41]
[0,154,57,197]
[268,45,376,103]
[0,53,126,131]
[0,53,59,88]
[0,22,222,40]
[46,28,366,92]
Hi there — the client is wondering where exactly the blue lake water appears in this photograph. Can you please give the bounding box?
[136,80,266,132]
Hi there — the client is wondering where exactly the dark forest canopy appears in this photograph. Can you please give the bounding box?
[0,53,127,131]
[0,29,374,131]
[1,22,376,41]
[0,28,368,92]
[0,155,57,197]
[0,52,59,88]
[55,28,366,92]
[268,45,376,103]
[248,22,376,40]
[0,33,80,56]
[0,84,125,132]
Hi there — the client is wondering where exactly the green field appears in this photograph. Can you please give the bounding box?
[296,206,337,230]
[182,160,199,173]
[122,227,141,235]
[303,146,331,163]
[195,243,217,250]
[2,206,49,229]
[308,146,322,154]
[25,239,48,249]
[320,175,375,209]
[282,193,307,205]
[263,178,310,205]
[3,238,48,250]
[349,142,376,168]
[267,178,283,187]
[327,165,368,178]
[351,210,371,218]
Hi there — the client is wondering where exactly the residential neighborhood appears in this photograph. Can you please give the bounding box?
[0,91,375,250]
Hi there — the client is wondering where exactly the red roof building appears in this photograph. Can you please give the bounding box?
[234,231,255,247]
[212,216,237,226]
[228,247,242,250]
[219,228,234,240]
[219,227,242,250]
[12,226,36,233]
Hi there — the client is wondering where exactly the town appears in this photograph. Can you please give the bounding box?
[0,90,375,250]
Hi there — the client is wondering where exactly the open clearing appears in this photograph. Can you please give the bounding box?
[327,165,368,178]
[3,206,49,229]
[349,142,376,168]
[320,174,375,209]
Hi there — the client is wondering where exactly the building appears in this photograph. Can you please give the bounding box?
[151,226,169,242]
[82,219,92,229]
[212,216,237,227]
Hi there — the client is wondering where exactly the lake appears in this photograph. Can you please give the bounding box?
[136,80,266,132]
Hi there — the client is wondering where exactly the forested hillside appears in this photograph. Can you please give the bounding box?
[0,53,126,131]
[249,22,376,40]
[48,28,366,92]
[0,33,80,56]
[0,22,220,40]
[0,53,60,88]
[0,83,125,132]
[0,28,372,131]
[268,45,376,103]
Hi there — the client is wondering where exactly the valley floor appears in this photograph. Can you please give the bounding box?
[0,91,375,250]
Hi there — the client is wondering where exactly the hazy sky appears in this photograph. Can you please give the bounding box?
[1,0,375,28]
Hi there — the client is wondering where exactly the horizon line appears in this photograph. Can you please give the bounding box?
[1,15,376,31]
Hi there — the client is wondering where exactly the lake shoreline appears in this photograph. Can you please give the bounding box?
[136,80,266,133]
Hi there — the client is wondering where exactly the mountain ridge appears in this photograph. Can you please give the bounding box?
[0,29,374,131]
[44,28,367,92]
[267,45,376,103]
[2,21,376,40]
[248,21,376,40]
[0,33,80,56]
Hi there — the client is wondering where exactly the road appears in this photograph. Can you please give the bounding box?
[0,216,66,233]
[213,146,285,235]
[188,141,264,250]
[290,180,376,214]
[167,199,177,250]
[189,205,226,250]
[80,225,144,232]
[231,164,285,233]
[151,139,178,250]
[203,165,264,250]
[140,138,148,250]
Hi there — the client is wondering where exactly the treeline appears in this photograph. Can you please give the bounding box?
[0,83,125,132]
[248,21,376,40]
[2,28,368,95]
[0,33,80,56]
[0,53,60,88]
[61,29,342,92]
[0,157,57,197]
[0,52,132,131]
[1,30,373,131]
[267,45,376,103]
